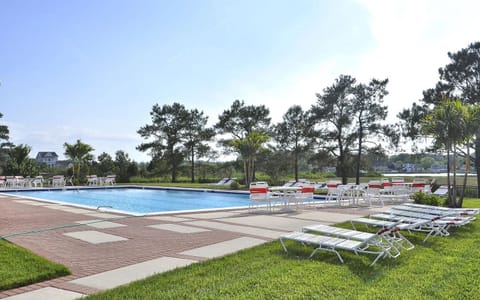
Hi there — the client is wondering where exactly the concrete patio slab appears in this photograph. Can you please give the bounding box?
[180,236,266,259]
[55,207,95,214]
[63,230,128,244]
[148,223,210,233]
[3,287,84,300]
[180,211,245,219]
[83,212,122,218]
[289,211,362,223]
[76,220,127,229]
[13,200,51,206]
[184,220,285,239]
[146,216,192,222]
[71,257,197,290]
[43,204,69,210]
[221,215,323,232]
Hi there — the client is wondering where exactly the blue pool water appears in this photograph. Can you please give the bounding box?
[4,187,250,215]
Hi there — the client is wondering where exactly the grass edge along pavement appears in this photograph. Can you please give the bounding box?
[0,240,70,291]
[85,199,480,300]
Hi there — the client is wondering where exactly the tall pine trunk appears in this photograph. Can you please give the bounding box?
[190,147,195,183]
[475,134,480,198]
[460,143,470,207]
[452,145,458,207]
[355,130,363,185]
[294,148,299,182]
[447,147,452,207]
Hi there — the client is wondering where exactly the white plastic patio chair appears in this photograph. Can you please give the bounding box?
[249,182,275,212]
[104,175,116,185]
[32,176,44,188]
[52,175,66,187]
[86,175,98,185]
[325,181,342,204]
[291,183,315,208]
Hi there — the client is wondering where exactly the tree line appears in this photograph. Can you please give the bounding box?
[137,75,393,187]
[0,135,138,184]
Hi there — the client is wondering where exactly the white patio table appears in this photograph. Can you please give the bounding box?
[269,186,300,207]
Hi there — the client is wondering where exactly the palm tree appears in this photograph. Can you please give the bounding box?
[422,98,467,207]
[63,140,94,180]
[459,104,480,204]
[229,131,269,187]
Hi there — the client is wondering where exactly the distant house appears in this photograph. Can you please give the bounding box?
[36,152,59,167]
[322,166,337,173]
[402,163,423,173]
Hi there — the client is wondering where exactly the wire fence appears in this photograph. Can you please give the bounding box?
[455,185,480,198]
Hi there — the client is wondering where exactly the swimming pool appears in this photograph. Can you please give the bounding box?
[3,187,251,215]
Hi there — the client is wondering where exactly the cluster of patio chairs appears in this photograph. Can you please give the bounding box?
[0,175,45,189]
[325,178,432,207]
[0,174,117,189]
[280,203,478,266]
[86,174,116,186]
[249,181,315,212]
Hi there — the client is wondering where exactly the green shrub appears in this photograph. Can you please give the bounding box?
[230,180,240,190]
[410,191,441,206]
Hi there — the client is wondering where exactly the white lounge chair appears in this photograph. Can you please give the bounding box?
[393,204,476,221]
[355,208,468,242]
[388,207,473,226]
[302,223,405,256]
[215,178,229,185]
[433,186,449,197]
[282,180,296,187]
[403,203,479,216]
[350,216,440,243]
[279,229,394,266]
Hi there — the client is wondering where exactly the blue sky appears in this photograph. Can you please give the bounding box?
[1,0,479,162]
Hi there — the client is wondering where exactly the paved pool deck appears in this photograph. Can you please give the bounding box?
[0,193,389,299]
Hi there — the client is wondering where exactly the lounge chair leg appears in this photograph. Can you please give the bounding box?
[279,238,288,253]
[370,252,385,267]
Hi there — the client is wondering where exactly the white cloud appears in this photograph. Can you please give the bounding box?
[354,0,480,122]
[235,1,480,126]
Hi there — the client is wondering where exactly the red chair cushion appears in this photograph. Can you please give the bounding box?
[250,187,268,194]
[301,187,315,193]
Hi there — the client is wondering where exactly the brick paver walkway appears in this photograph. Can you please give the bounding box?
[0,193,383,298]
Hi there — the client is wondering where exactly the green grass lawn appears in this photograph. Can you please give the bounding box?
[83,199,480,300]
[0,240,70,291]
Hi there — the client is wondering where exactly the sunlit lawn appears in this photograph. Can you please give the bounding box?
[84,199,480,299]
[0,240,70,291]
